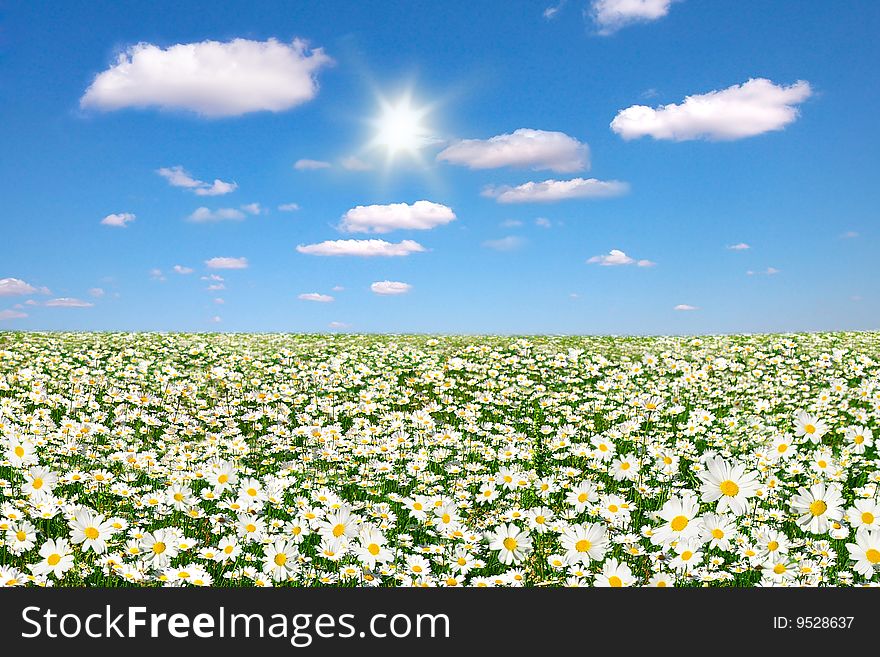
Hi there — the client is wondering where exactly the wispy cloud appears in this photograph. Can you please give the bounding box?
[587,249,655,267]
[294,158,332,170]
[0,309,27,320]
[100,212,136,227]
[186,207,246,223]
[205,257,248,270]
[370,280,412,295]
[45,297,94,308]
[746,267,780,276]
[726,242,751,251]
[298,292,334,303]
[437,129,589,173]
[157,166,238,196]
[296,239,426,257]
[173,265,194,275]
[340,155,373,171]
[673,304,698,311]
[482,236,526,251]
[483,178,628,203]
[278,203,300,212]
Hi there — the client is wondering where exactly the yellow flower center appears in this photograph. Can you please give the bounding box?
[85,527,100,540]
[671,515,689,532]
[854,435,865,445]
[274,553,287,566]
[413,503,423,511]
[332,524,346,538]
[174,493,184,502]
[777,443,788,453]
[247,488,257,497]
[441,514,451,524]
[575,539,591,553]
[711,528,724,539]
[866,549,880,564]
[14,446,24,457]
[719,480,739,497]
[577,493,589,503]
[218,474,229,483]
[47,554,61,566]
[224,545,234,554]
[32,478,44,490]
[16,531,27,541]
[804,424,816,434]
[817,460,827,469]
[809,500,827,516]
[657,580,667,587]
[862,512,875,524]
[245,524,257,533]
[681,551,693,561]
[621,462,631,470]
[368,543,381,556]
[153,542,166,554]
[773,563,787,574]
[608,576,622,587]
[502,537,518,551]
[535,515,546,525]
[768,541,779,552]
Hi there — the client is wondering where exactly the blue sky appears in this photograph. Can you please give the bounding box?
[1,0,878,334]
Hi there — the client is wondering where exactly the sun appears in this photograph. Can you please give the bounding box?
[370,93,432,161]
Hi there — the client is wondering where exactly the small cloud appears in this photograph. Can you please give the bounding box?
[88,287,105,298]
[590,0,679,36]
[157,166,237,196]
[726,242,750,251]
[482,236,526,251]
[187,207,246,223]
[101,212,136,227]
[0,309,27,320]
[340,155,373,171]
[296,239,425,257]
[500,219,523,228]
[437,128,589,173]
[278,203,300,212]
[543,1,567,19]
[587,248,655,267]
[201,274,224,281]
[294,158,332,170]
[173,265,194,275]
[746,267,780,276]
[210,316,222,323]
[841,231,859,239]
[339,200,456,234]
[213,297,225,304]
[205,257,248,270]
[331,285,345,292]
[535,217,552,228]
[328,321,350,329]
[0,277,50,297]
[851,295,863,302]
[674,304,699,311]
[149,268,166,281]
[240,203,263,215]
[569,292,580,299]
[298,292,334,303]
[45,297,94,308]
[483,177,628,203]
[370,280,412,296]
[206,283,225,291]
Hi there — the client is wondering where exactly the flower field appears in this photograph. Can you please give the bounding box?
[1,331,879,587]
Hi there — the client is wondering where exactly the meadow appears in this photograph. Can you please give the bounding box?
[0,331,878,587]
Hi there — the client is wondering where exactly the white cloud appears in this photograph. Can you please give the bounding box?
[331,285,345,292]
[543,1,567,19]
[101,212,136,227]
[370,280,412,296]
[240,203,263,215]
[201,274,224,281]
[207,283,225,291]
[611,78,812,141]
[339,201,456,234]
[340,155,373,171]
[0,278,49,296]
[210,316,222,323]
[294,159,332,170]
[296,239,426,257]
[187,207,246,223]
[535,217,552,228]
[587,249,655,267]
[673,304,698,311]
[483,177,629,203]
[157,166,238,196]
[149,268,166,281]
[213,298,225,304]
[173,265,194,275]
[45,297,94,308]
[437,129,589,173]
[483,236,526,252]
[205,256,248,269]
[298,292,334,303]
[500,219,523,228]
[278,203,300,212]
[727,242,751,251]
[328,321,350,329]
[841,230,859,239]
[0,309,27,320]
[88,287,105,297]
[747,267,779,276]
[81,38,332,117]
[590,0,678,35]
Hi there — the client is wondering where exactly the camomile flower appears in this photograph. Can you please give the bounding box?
[487,524,533,565]
[700,513,737,551]
[844,425,873,454]
[767,434,795,461]
[317,507,360,542]
[559,523,608,565]
[698,456,760,516]
[353,526,393,570]
[754,527,790,559]
[594,558,635,587]
[669,540,704,572]
[5,520,38,555]
[846,499,880,531]
[610,455,640,481]
[792,482,844,535]
[216,536,241,562]
[263,539,299,581]
[29,538,74,579]
[22,466,58,497]
[793,410,829,444]
[236,514,268,542]
[647,571,676,587]
[140,529,180,568]
[0,566,26,587]
[652,493,702,546]
[845,529,880,578]
[525,506,555,533]
[761,555,798,584]
[68,508,117,554]
[565,481,599,512]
